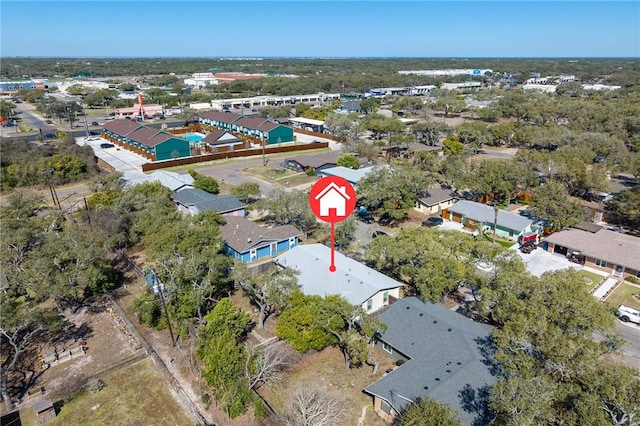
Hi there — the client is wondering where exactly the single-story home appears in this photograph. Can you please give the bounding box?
[445,200,536,241]
[317,165,389,188]
[202,129,244,150]
[274,244,403,313]
[282,151,340,173]
[172,188,246,217]
[544,228,640,279]
[219,216,301,263]
[414,187,458,216]
[123,170,194,192]
[364,297,496,425]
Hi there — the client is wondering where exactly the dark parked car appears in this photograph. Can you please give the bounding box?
[357,207,374,224]
[378,213,392,226]
[100,143,114,149]
[45,119,53,124]
[42,133,57,140]
[91,121,100,126]
[89,130,101,136]
[372,229,390,239]
[421,217,444,227]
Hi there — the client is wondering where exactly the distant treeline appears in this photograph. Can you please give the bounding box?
[2,57,639,91]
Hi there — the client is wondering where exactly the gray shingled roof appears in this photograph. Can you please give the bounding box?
[274,244,403,305]
[319,165,389,184]
[418,187,457,206]
[545,228,640,271]
[172,188,246,214]
[219,216,301,253]
[449,200,532,232]
[364,297,496,426]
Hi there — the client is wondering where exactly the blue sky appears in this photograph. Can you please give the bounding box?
[1,1,638,57]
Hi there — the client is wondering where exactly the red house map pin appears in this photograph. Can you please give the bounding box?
[309,176,357,272]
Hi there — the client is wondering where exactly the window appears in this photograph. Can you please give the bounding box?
[383,291,389,305]
[367,299,373,311]
[380,400,392,415]
[382,342,392,354]
[271,243,277,254]
[595,258,607,268]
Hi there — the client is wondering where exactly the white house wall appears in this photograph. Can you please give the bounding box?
[361,287,401,313]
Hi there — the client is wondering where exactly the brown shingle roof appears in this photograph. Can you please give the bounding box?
[127,127,172,148]
[545,228,640,271]
[103,118,143,136]
[235,117,268,129]
[220,216,301,253]
[200,110,243,124]
[257,122,279,132]
[203,129,242,145]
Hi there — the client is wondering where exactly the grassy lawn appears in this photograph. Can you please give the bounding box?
[577,270,606,293]
[605,282,640,310]
[19,358,193,426]
[276,173,318,188]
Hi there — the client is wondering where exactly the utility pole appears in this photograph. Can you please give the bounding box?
[153,271,176,347]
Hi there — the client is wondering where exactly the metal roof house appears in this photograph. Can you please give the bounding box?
[123,170,194,192]
[545,228,640,279]
[317,165,388,187]
[219,216,301,263]
[103,119,190,161]
[446,200,535,241]
[364,297,496,425]
[172,188,246,217]
[274,244,403,313]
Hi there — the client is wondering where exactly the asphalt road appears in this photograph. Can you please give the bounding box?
[616,321,640,369]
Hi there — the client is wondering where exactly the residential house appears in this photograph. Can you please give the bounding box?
[202,129,244,150]
[274,244,403,313]
[446,200,536,241]
[364,297,496,425]
[414,187,457,216]
[544,228,640,279]
[172,188,246,217]
[123,170,194,192]
[219,216,301,263]
[199,110,243,132]
[317,165,388,188]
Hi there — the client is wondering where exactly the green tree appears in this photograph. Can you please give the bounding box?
[360,97,380,114]
[324,113,358,141]
[233,265,299,329]
[257,189,317,238]
[276,292,337,353]
[188,169,219,194]
[530,181,584,229]
[411,121,451,146]
[606,186,640,228]
[230,182,261,203]
[398,397,462,426]
[337,153,359,169]
[66,84,86,96]
[357,165,432,220]
[294,102,311,117]
[443,136,464,155]
[456,121,490,153]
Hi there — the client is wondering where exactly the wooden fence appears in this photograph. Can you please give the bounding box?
[142,141,329,172]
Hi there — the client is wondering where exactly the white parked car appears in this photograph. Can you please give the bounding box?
[86,136,101,141]
[616,305,640,324]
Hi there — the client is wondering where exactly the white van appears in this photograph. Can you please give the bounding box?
[616,305,640,324]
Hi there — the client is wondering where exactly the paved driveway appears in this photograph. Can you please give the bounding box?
[513,246,581,277]
[77,136,147,179]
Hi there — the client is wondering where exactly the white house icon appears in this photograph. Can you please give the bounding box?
[314,182,351,217]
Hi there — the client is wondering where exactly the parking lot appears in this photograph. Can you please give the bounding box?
[77,136,148,179]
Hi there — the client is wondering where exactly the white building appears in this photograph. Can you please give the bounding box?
[274,244,404,313]
[522,84,557,93]
[398,69,492,77]
[184,72,218,88]
[441,81,482,90]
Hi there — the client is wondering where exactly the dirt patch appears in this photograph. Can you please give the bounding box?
[19,358,193,426]
[259,346,393,426]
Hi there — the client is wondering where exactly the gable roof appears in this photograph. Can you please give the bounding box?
[127,127,172,148]
[257,121,279,132]
[418,187,457,206]
[124,170,194,192]
[274,244,403,305]
[545,228,640,271]
[172,188,246,214]
[103,118,144,135]
[285,151,340,169]
[364,297,495,426]
[203,129,242,145]
[219,216,301,253]
[449,200,533,232]
[199,110,243,124]
[235,117,268,129]
[319,165,388,184]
